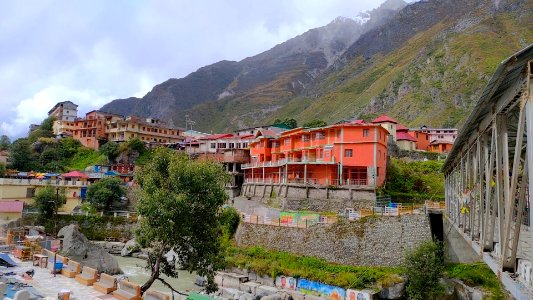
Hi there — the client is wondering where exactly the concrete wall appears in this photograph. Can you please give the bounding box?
[242,183,376,212]
[236,214,432,266]
[443,218,481,263]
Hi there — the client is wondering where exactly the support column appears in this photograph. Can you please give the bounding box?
[525,69,533,247]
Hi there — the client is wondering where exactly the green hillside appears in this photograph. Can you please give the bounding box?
[273,7,533,128]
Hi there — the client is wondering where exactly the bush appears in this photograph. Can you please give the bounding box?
[404,240,445,300]
[220,206,241,238]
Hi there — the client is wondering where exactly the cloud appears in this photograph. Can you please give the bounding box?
[0,0,386,138]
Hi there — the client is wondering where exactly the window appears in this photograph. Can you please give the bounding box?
[344,149,353,157]
[363,129,369,137]
[210,143,216,149]
[302,135,310,142]
[284,138,290,145]
[229,143,235,148]
[389,125,393,130]
[318,149,323,159]
[242,143,248,148]
[315,132,325,140]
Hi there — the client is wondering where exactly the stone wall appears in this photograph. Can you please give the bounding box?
[242,183,375,212]
[235,214,431,266]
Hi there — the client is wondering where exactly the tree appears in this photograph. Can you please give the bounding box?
[135,147,229,294]
[0,163,5,177]
[34,185,67,223]
[274,118,298,129]
[9,138,36,171]
[303,119,327,128]
[0,135,11,150]
[127,138,146,154]
[28,116,56,143]
[99,142,120,163]
[86,177,125,211]
[404,240,445,300]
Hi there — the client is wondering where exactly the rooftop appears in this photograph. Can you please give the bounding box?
[371,115,398,124]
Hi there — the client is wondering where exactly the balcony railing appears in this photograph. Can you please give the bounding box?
[0,178,89,187]
[241,158,335,169]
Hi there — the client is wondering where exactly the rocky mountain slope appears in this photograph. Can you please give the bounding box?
[101,0,532,131]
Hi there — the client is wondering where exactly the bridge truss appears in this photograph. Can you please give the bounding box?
[443,44,533,298]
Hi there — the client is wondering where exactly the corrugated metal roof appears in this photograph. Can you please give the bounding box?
[443,43,533,173]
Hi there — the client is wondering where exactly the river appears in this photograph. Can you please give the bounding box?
[114,256,203,296]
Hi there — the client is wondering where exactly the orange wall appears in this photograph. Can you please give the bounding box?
[411,131,430,151]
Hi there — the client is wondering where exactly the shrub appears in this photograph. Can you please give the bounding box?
[404,240,445,300]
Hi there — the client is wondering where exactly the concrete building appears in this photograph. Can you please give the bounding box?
[71,111,113,149]
[371,115,398,142]
[396,125,417,151]
[106,116,184,144]
[0,178,86,212]
[49,101,79,135]
[243,122,389,188]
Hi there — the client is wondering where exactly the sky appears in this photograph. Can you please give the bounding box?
[0,0,388,139]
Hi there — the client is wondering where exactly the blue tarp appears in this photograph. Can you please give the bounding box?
[0,253,17,267]
[104,170,119,176]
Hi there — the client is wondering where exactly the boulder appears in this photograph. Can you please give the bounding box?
[379,281,405,299]
[57,224,123,274]
[121,238,140,257]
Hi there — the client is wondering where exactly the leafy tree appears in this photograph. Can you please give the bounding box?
[28,117,56,143]
[404,240,445,300]
[58,137,82,158]
[86,177,125,211]
[127,137,146,154]
[303,119,327,128]
[99,142,120,163]
[274,118,298,129]
[0,163,5,177]
[9,138,36,171]
[33,185,67,223]
[0,135,11,150]
[135,147,229,294]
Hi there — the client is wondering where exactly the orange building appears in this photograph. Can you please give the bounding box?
[71,111,114,149]
[410,130,430,151]
[242,122,389,188]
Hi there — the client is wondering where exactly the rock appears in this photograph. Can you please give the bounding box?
[260,294,281,300]
[379,281,405,299]
[57,224,123,274]
[435,278,455,300]
[195,276,207,287]
[121,239,140,257]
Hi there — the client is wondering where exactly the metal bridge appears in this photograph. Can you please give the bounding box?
[443,43,533,299]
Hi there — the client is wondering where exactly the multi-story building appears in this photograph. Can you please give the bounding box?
[371,115,398,142]
[410,126,458,153]
[0,177,87,212]
[234,124,290,137]
[106,116,184,144]
[49,101,79,135]
[71,110,115,149]
[242,122,389,188]
[45,101,185,150]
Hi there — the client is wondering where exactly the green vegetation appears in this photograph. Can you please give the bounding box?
[0,135,10,150]
[86,177,126,211]
[404,240,445,300]
[385,158,445,202]
[444,263,504,299]
[33,185,67,223]
[67,148,106,170]
[273,118,298,129]
[99,141,120,163]
[135,147,229,294]
[225,246,403,290]
[303,119,327,128]
[22,214,136,241]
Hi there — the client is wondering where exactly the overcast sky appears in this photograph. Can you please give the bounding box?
[0,0,388,139]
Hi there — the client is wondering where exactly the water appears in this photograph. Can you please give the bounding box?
[114,256,203,296]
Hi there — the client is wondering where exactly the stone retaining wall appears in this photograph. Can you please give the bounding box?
[235,214,431,266]
[242,183,375,212]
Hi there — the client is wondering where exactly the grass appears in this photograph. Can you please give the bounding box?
[66,148,106,171]
[444,263,504,299]
[225,246,404,290]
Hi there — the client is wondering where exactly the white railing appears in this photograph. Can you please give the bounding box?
[0,178,89,187]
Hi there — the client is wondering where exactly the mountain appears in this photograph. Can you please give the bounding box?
[101,0,532,132]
